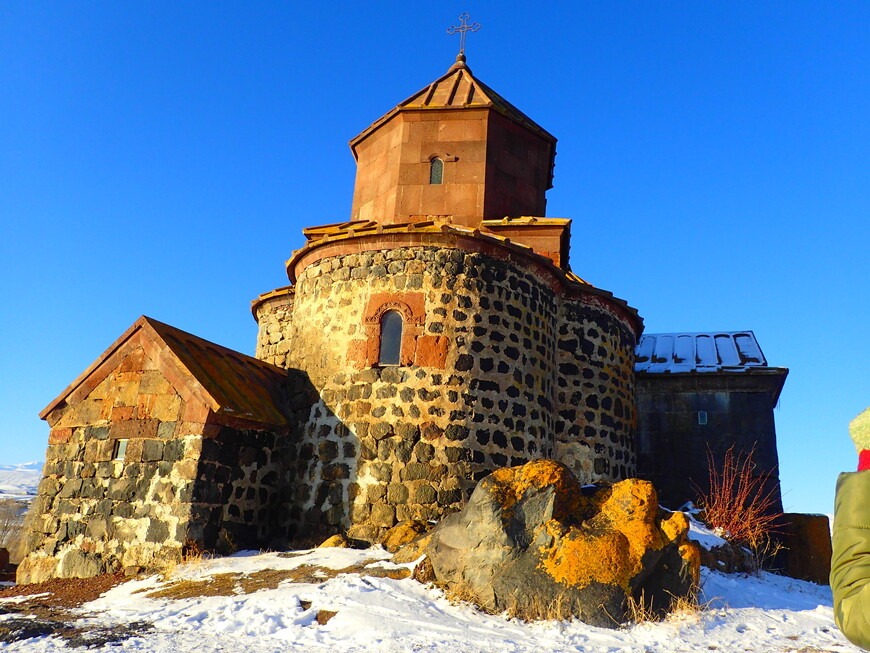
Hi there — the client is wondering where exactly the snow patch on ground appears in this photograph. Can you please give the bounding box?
[0,546,860,653]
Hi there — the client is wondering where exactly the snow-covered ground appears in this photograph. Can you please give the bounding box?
[0,462,42,500]
[0,545,858,653]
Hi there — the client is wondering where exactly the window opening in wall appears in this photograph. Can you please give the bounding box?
[113,438,129,460]
[697,411,708,425]
[429,157,444,185]
[378,310,403,366]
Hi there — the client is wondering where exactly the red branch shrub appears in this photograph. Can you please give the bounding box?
[697,445,782,551]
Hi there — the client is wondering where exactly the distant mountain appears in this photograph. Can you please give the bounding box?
[0,462,43,499]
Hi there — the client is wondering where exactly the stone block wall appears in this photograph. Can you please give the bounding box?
[635,374,784,511]
[264,244,639,542]
[554,299,637,481]
[187,426,294,553]
[18,344,297,583]
[254,287,294,367]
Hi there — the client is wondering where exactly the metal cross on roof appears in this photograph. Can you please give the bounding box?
[446,13,481,55]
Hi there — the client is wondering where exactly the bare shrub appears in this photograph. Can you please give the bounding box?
[696,445,782,557]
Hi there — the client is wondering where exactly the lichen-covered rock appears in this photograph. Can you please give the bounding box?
[393,533,432,564]
[424,459,699,627]
[381,520,430,553]
[317,534,350,548]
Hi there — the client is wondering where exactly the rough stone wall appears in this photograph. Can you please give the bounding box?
[184,426,298,552]
[255,289,294,367]
[279,245,635,542]
[18,346,294,583]
[19,346,199,582]
[554,299,638,482]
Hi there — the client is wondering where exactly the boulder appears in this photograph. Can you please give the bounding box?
[317,534,350,548]
[424,460,699,626]
[698,540,757,574]
[381,520,430,553]
[15,554,59,585]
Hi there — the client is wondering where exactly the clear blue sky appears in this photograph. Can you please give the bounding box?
[1,2,867,515]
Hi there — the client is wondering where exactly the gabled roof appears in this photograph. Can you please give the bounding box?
[349,56,556,157]
[635,331,787,375]
[40,316,290,428]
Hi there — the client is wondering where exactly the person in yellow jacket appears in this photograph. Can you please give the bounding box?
[832,407,870,650]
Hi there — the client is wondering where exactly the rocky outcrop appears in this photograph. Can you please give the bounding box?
[421,460,699,626]
[382,520,431,553]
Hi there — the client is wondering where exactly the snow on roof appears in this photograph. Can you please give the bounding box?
[635,331,773,373]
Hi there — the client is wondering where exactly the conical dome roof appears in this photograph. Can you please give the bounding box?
[350,56,555,157]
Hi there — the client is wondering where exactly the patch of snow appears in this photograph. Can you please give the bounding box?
[0,461,43,499]
[0,547,860,653]
[687,519,730,550]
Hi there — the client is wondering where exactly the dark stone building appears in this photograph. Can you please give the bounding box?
[635,331,787,511]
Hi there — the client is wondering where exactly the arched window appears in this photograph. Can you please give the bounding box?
[378,310,403,365]
[429,157,444,185]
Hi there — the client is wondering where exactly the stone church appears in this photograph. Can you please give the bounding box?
[17,54,786,583]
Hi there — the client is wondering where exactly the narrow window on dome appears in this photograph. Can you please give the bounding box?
[429,157,444,185]
[379,310,403,366]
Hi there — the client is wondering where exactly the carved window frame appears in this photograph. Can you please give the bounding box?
[378,310,404,366]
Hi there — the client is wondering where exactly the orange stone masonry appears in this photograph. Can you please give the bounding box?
[349,59,556,228]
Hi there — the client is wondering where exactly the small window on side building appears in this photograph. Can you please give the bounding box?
[429,157,444,185]
[113,438,129,460]
[378,311,403,366]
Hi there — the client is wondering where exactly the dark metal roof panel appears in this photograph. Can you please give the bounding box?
[635,331,775,373]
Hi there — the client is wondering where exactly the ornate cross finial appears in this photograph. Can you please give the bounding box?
[447,12,481,56]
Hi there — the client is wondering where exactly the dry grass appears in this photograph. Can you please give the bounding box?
[157,540,208,580]
[624,591,660,624]
[315,609,337,625]
[624,589,703,625]
[696,445,782,555]
[504,591,576,622]
[146,561,410,600]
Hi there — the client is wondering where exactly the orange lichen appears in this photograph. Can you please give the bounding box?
[483,464,695,594]
[488,460,582,522]
[537,479,682,592]
[539,521,639,589]
[659,511,689,544]
[678,542,701,585]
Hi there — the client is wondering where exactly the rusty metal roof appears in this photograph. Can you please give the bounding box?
[148,318,290,427]
[635,331,783,374]
[41,316,290,428]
